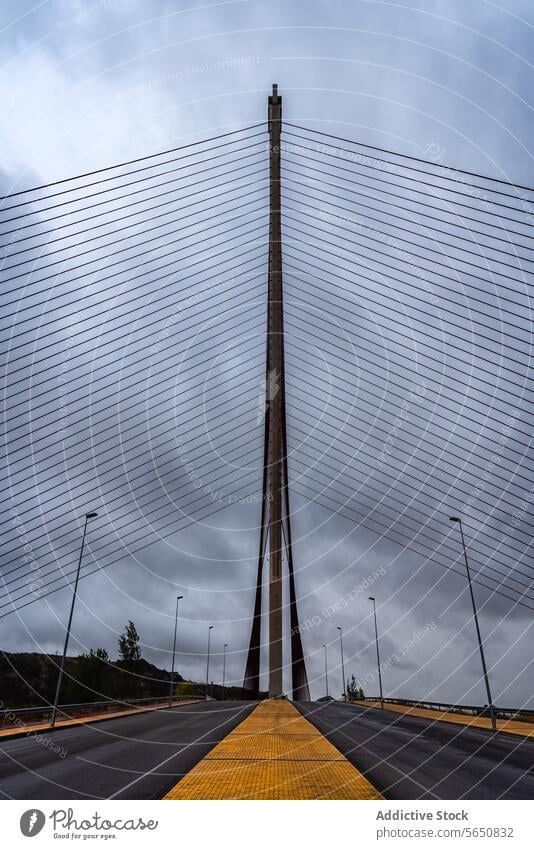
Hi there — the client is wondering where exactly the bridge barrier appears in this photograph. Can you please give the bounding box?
[0,695,194,729]
[355,697,534,724]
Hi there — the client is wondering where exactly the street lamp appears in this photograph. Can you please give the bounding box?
[337,626,346,701]
[50,511,98,727]
[169,595,183,707]
[323,644,329,699]
[368,597,384,710]
[449,517,497,731]
[205,626,214,700]
[222,643,228,700]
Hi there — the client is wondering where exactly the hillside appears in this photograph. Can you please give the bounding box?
[0,651,265,708]
[0,650,181,708]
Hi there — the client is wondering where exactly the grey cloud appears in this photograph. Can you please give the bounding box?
[1,0,532,709]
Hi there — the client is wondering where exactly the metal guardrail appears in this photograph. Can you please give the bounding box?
[0,695,194,728]
[355,696,534,723]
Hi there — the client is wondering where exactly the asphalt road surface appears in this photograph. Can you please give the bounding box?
[299,701,534,800]
[0,700,256,800]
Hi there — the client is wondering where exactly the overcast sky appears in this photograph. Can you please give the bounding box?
[1,0,533,707]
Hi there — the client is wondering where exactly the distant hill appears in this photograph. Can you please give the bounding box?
[0,650,181,708]
[0,651,265,708]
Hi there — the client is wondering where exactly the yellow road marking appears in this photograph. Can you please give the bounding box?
[164,699,383,800]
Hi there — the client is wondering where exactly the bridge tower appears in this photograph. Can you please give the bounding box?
[243,85,310,700]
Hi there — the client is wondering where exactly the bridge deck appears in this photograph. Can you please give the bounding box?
[0,699,200,741]
[164,699,383,799]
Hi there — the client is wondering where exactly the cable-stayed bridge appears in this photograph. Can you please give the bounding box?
[1,85,533,715]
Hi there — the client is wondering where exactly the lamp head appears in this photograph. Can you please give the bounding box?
[177,595,184,600]
[449,516,460,523]
[86,511,98,519]
[368,596,375,602]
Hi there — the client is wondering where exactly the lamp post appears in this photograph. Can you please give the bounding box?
[323,644,329,699]
[205,626,213,700]
[369,597,384,709]
[449,517,497,731]
[337,626,346,701]
[222,643,228,700]
[50,511,98,727]
[169,595,183,707]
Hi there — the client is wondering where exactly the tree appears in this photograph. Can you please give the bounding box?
[346,674,364,702]
[63,648,111,703]
[91,648,110,662]
[118,621,142,662]
[175,681,199,698]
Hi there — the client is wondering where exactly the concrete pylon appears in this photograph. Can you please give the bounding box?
[243,85,310,701]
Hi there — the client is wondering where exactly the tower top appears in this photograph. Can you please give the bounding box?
[268,83,282,127]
